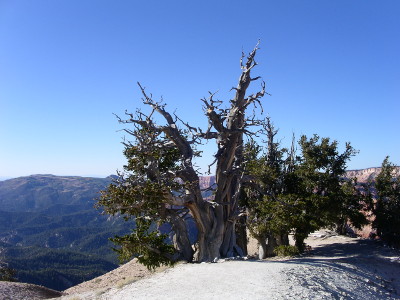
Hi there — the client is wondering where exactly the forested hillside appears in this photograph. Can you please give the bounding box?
[0,175,132,290]
[0,174,111,212]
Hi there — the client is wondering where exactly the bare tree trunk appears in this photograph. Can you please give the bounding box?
[235,215,248,256]
[195,226,224,261]
[170,213,194,262]
[278,233,289,246]
[256,236,268,259]
[265,234,278,257]
[189,201,224,261]
[336,219,347,235]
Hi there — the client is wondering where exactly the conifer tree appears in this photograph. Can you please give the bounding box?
[373,157,400,247]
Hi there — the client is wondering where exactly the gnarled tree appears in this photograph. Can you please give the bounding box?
[98,43,267,266]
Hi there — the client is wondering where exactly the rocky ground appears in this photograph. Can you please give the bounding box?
[0,281,62,300]
[2,231,400,299]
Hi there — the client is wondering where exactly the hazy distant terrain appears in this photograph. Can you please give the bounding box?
[0,174,111,212]
[0,175,132,290]
[346,167,382,183]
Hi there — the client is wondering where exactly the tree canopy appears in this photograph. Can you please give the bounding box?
[243,121,367,255]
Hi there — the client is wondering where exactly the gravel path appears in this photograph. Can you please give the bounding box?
[4,232,398,299]
[54,233,400,300]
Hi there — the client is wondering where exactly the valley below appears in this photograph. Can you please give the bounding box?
[0,174,132,290]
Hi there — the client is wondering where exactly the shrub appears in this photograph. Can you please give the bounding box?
[0,264,17,282]
[273,245,299,257]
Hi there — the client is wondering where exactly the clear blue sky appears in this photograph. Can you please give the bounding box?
[1,0,399,178]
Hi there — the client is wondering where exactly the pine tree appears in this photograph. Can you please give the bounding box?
[373,157,400,247]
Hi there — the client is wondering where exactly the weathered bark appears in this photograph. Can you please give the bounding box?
[278,233,290,246]
[191,202,224,261]
[169,211,194,262]
[235,215,248,256]
[183,43,265,261]
[265,234,278,257]
[336,219,348,235]
[206,42,264,259]
[256,236,267,259]
[257,233,289,259]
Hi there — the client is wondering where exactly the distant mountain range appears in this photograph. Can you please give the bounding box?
[0,174,113,212]
[0,174,131,290]
[345,167,383,183]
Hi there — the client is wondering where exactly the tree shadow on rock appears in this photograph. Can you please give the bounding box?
[247,239,400,299]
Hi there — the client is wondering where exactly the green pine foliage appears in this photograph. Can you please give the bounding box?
[373,157,400,247]
[244,128,368,253]
[0,264,17,282]
[111,218,176,271]
[98,127,184,269]
[273,245,300,257]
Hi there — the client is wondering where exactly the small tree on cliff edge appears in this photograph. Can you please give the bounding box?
[373,156,400,247]
[97,43,267,268]
[244,128,364,255]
